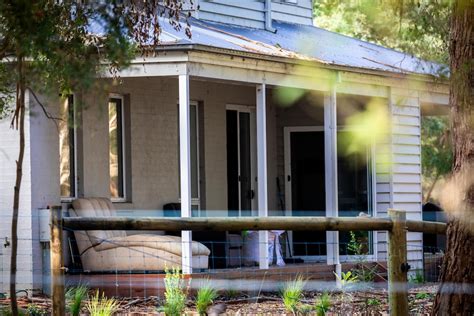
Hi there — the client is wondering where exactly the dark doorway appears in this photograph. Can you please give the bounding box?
[289,130,327,256]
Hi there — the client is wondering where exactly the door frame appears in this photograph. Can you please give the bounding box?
[226,104,258,216]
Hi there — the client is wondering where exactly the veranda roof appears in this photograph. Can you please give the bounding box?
[156,17,443,76]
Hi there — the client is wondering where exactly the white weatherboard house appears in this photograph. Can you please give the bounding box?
[0,0,449,294]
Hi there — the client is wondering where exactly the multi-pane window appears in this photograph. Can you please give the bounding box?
[59,95,76,199]
[109,95,126,200]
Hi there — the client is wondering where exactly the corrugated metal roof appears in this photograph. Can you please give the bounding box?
[159,17,443,76]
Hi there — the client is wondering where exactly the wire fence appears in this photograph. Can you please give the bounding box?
[0,211,451,316]
[0,229,445,297]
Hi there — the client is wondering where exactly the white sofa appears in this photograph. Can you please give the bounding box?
[71,198,210,271]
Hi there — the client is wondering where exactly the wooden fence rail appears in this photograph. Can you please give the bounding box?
[61,216,447,234]
[50,207,447,316]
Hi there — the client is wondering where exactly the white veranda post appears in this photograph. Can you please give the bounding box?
[256,83,269,269]
[179,73,193,274]
[324,86,341,275]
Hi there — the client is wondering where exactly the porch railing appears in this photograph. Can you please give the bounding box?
[50,207,447,316]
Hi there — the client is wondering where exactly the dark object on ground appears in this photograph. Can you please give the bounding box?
[208,303,227,316]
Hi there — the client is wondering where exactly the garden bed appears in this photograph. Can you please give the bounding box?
[0,284,438,315]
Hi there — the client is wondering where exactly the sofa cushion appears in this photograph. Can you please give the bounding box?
[72,198,126,246]
[94,234,211,256]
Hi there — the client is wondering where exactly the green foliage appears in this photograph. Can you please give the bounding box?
[196,284,218,316]
[347,231,363,256]
[367,298,380,306]
[158,267,188,316]
[335,271,358,289]
[281,275,306,315]
[415,292,430,300]
[409,272,425,284]
[421,116,453,201]
[224,289,239,300]
[347,231,377,282]
[314,292,331,316]
[314,0,450,65]
[422,117,452,176]
[66,285,89,316]
[298,304,314,315]
[0,64,14,120]
[0,307,24,316]
[0,1,191,116]
[25,305,46,316]
[0,307,26,316]
[85,291,119,316]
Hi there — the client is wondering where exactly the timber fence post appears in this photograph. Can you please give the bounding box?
[388,209,409,316]
[50,206,65,316]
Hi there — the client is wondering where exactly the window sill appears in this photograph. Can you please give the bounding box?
[111,198,130,203]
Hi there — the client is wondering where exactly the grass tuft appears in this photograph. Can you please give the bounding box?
[158,267,188,316]
[315,292,331,316]
[281,275,306,315]
[196,284,218,315]
[85,290,119,316]
[66,285,88,316]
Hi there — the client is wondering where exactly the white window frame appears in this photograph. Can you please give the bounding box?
[177,101,201,215]
[60,94,78,202]
[109,93,127,203]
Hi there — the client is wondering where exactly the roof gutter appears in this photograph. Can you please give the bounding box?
[265,0,276,33]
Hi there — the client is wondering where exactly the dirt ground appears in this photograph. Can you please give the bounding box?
[0,284,438,315]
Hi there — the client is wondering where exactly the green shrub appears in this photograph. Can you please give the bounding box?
[367,298,380,306]
[298,304,314,315]
[281,275,306,315]
[196,285,218,315]
[66,285,89,316]
[315,292,331,316]
[0,306,26,316]
[25,304,47,316]
[347,231,363,255]
[335,271,358,288]
[409,272,425,284]
[85,291,119,316]
[158,267,188,316]
[415,292,430,300]
[224,289,239,300]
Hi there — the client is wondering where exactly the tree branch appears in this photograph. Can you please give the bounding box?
[26,87,64,132]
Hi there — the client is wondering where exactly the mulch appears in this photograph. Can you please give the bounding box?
[0,284,438,315]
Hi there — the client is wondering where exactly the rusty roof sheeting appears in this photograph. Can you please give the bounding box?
[159,18,444,76]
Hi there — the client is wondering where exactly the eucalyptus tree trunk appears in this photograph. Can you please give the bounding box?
[9,56,25,316]
[432,1,474,314]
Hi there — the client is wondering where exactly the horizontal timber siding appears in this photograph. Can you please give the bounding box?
[197,0,313,29]
[392,88,423,270]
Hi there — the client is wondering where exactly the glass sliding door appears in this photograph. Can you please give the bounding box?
[337,130,373,255]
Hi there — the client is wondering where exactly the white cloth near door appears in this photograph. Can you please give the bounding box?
[268,230,285,266]
[243,230,285,266]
